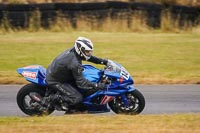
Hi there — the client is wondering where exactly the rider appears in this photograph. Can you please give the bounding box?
[45,37,110,110]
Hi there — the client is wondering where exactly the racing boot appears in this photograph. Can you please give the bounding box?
[40,94,61,109]
[60,102,69,111]
[47,94,69,111]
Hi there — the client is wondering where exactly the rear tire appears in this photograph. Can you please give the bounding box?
[16,83,54,116]
[108,89,145,115]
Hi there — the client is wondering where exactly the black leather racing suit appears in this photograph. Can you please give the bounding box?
[46,48,107,106]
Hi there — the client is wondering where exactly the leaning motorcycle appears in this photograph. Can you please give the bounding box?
[16,60,145,116]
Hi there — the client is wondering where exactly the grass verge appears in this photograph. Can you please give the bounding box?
[0,114,200,133]
[0,31,199,84]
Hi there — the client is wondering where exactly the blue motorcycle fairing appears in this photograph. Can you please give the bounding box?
[17,65,47,86]
[82,65,102,82]
[82,64,134,86]
[83,85,136,105]
[108,81,134,89]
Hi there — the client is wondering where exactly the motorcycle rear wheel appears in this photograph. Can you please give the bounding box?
[16,83,54,116]
[108,89,145,115]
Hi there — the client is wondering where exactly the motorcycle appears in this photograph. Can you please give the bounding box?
[16,60,145,116]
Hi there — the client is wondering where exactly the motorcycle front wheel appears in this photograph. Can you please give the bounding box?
[108,89,145,115]
[16,83,54,116]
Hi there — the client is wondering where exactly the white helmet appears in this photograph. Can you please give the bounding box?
[74,37,94,60]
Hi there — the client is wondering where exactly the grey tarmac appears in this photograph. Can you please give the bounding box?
[0,84,199,116]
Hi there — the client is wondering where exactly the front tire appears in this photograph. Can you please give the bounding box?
[16,83,54,116]
[108,89,145,115]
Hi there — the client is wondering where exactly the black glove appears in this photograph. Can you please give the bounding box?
[95,83,106,90]
[106,59,114,67]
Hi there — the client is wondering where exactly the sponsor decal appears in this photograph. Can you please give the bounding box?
[100,96,114,105]
[22,71,37,80]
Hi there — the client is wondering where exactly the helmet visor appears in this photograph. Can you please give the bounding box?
[84,50,93,57]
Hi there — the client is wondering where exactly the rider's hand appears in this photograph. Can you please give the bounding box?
[106,60,117,71]
[106,59,114,67]
[95,83,106,90]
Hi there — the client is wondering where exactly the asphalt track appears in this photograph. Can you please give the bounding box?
[0,84,200,116]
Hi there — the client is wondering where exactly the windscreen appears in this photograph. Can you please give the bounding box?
[104,61,130,80]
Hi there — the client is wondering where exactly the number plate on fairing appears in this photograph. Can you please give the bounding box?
[120,67,130,80]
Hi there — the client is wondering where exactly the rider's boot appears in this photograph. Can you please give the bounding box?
[40,94,60,108]
[45,94,69,111]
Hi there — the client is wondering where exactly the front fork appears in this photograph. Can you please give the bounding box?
[120,85,136,107]
[121,94,129,107]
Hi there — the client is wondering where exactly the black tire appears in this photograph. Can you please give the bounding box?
[16,83,54,116]
[108,89,145,115]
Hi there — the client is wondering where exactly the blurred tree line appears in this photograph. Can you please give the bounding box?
[0,0,199,6]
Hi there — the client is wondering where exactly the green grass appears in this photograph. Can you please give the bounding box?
[0,31,200,84]
[0,114,200,133]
